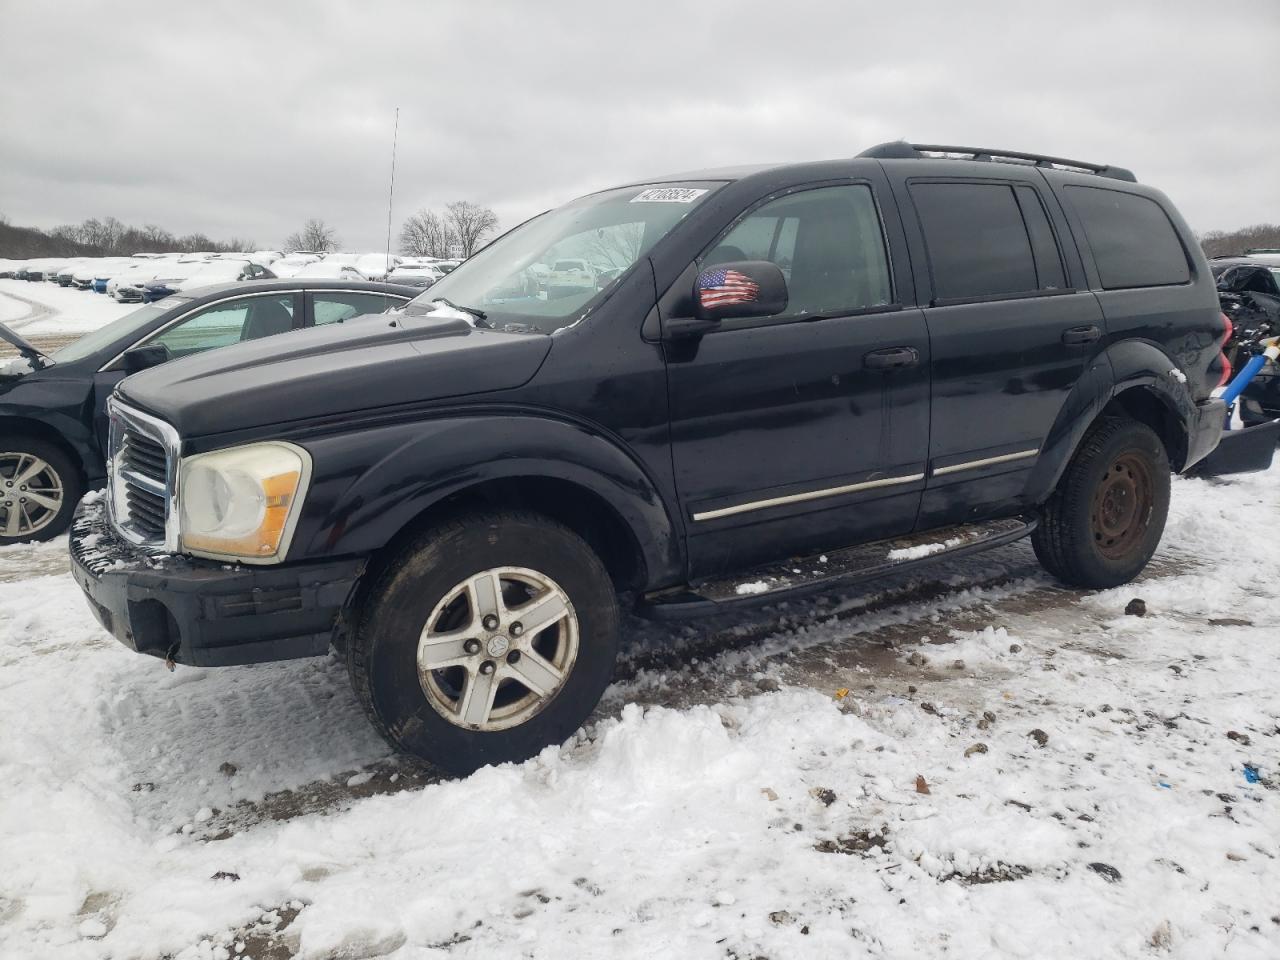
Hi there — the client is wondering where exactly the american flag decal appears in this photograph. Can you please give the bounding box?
[698,268,760,310]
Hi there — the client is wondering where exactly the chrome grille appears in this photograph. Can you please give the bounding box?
[107,398,180,550]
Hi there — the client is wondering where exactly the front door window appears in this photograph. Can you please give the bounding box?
[144,295,296,358]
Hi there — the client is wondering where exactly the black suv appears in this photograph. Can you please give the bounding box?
[69,143,1227,773]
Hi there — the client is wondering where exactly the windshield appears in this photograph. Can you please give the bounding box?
[403,182,721,332]
[50,302,182,364]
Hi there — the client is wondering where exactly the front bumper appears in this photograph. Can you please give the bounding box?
[1185,396,1227,471]
[69,498,366,667]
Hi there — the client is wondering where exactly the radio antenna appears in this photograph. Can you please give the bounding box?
[383,106,400,311]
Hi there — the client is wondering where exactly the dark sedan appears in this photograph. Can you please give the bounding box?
[0,279,417,542]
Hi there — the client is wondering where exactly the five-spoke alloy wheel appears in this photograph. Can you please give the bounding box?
[417,567,580,731]
[348,511,619,774]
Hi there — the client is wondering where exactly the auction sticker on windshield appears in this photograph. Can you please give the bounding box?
[630,187,709,203]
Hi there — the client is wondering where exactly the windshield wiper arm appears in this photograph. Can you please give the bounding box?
[432,298,490,327]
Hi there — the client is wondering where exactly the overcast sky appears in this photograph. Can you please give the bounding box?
[2,0,1277,252]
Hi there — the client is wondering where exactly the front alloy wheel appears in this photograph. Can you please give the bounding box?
[348,511,619,774]
[418,567,580,731]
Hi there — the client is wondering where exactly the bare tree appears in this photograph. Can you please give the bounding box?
[445,201,498,258]
[399,209,455,258]
[284,218,339,253]
[584,222,645,270]
[142,223,174,246]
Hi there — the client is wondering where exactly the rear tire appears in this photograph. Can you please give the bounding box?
[0,439,82,544]
[1032,417,1170,589]
[347,510,619,775]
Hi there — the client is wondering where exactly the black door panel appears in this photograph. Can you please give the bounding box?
[668,309,930,574]
[916,292,1106,527]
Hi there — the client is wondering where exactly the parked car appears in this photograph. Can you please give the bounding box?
[1215,257,1280,426]
[266,254,322,278]
[0,280,417,543]
[143,258,275,301]
[387,264,443,288]
[90,258,148,294]
[546,258,595,298]
[355,253,401,280]
[293,260,367,281]
[23,259,69,282]
[111,258,209,302]
[68,141,1227,775]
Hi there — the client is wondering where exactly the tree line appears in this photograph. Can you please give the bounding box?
[1198,223,1280,258]
[10,206,1274,265]
[0,214,252,259]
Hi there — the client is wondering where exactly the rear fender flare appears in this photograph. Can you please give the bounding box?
[1024,340,1195,502]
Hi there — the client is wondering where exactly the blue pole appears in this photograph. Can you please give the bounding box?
[1220,354,1267,407]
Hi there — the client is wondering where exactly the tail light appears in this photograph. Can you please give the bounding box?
[1217,311,1233,387]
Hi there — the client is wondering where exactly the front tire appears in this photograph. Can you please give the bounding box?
[1032,417,1171,589]
[348,511,619,775]
[0,439,82,544]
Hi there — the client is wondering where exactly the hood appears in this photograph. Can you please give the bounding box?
[117,312,553,437]
[0,322,50,370]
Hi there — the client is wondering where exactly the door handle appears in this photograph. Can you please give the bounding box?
[863,346,920,370]
[1061,325,1102,345]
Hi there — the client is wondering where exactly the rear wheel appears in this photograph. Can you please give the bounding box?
[1032,417,1171,589]
[0,439,82,544]
[348,511,619,774]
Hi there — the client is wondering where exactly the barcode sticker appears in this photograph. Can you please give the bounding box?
[630,188,708,204]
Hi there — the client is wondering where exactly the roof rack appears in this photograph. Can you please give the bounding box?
[857,141,1137,183]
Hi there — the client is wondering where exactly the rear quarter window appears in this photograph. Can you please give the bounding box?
[1065,186,1190,289]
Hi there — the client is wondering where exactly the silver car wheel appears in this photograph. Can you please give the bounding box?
[0,452,65,538]
[417,566,580,732]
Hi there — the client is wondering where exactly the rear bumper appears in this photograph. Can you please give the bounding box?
[69,498,366,667]
[1185,397,1226,471]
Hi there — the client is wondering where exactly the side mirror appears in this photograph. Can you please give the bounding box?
[122,343,172,374]
[693,260,788,323]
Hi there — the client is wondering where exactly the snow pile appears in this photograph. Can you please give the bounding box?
[0,467,1278,958]
[0,278,135,335]
[887,534,965,561]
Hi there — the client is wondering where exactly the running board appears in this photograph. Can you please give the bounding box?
[637,516,1037,620]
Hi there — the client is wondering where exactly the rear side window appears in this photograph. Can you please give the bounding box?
[312,291,401,326]
[911,182,1056,302]
[1065,186,1190,289]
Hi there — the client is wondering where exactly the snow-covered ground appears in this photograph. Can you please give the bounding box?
[0,296,1277,959]
[0,278,135,337]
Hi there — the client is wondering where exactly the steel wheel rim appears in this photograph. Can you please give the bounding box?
[0,452,64,538]
[417,566,580,732]
[1090,451,1153,560]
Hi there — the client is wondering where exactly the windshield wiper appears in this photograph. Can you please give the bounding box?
[432,298,491,328]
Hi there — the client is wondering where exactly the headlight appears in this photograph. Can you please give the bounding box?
[179,441,311,563]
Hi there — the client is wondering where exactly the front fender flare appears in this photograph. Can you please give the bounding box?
[292,412,683,586]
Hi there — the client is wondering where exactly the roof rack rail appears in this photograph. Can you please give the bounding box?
[857,141,1137,183]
